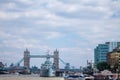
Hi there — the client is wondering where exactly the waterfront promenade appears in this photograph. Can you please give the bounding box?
[0,74,65,80]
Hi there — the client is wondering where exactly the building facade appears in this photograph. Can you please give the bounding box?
[94,42,120,65]
[107,46,120,68]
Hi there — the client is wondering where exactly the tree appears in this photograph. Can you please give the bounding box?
[96,62,110,71]
[10,63,14,67]
[30,66,39,74]
[112,63,119,72]
[0,62,4,68]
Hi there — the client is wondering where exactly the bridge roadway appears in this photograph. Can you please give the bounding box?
[15,54,54,66]
[30,54,54,58]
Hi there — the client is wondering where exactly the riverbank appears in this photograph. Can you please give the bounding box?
[0,74,65,80]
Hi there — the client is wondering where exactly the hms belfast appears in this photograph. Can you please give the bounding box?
[40,50,59,77]
[40,55,55,77]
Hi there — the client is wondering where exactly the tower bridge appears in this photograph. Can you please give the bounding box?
[16,48,73,73]
[16,49,59,70]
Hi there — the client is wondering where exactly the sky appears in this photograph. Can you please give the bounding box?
[0,0,120,68]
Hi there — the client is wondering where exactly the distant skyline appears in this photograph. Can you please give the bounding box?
[0,0,120,68]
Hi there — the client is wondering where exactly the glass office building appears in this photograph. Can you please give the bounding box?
[94,42,120,65]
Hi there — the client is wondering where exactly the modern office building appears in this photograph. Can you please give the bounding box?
[94,43,109,65]
[94,42,120,65]
[106,42,120,52]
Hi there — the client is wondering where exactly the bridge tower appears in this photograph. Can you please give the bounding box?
[54,49,59,70]
[24,48,30,69]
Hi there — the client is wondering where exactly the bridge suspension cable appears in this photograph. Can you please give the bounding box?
[59,58,75,69]
[15,58,24,66]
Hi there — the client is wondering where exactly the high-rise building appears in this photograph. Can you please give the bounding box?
[106,42,120,52]
[94,42,120,65]
[94,44,109,65]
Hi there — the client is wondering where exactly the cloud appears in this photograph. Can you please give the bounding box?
[17,0,34,4]
[45,0,115,19]
[59,47,93,67]
[0,11,20,20]
[0,0,120,68]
